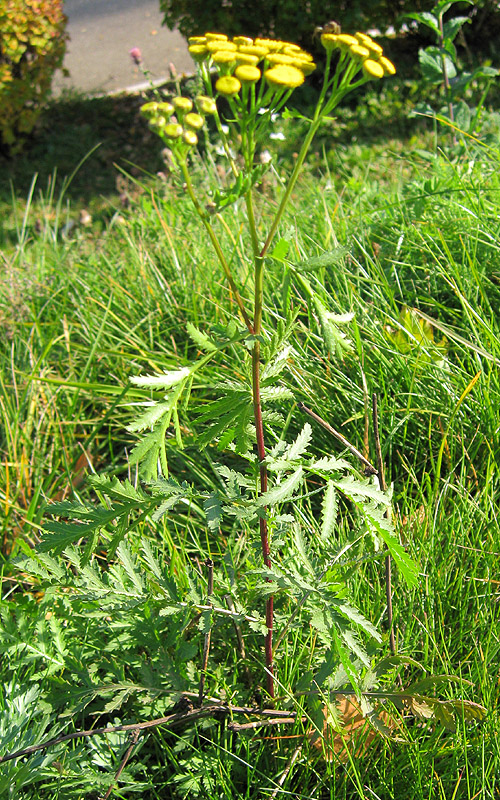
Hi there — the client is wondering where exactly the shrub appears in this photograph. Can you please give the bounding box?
[0,0,68,153]
[159,0,438,52]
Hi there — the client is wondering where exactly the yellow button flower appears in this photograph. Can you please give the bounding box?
[362,59,384,79]
[238,45,270,59]
[266,53,297,66]
[188,35,207,45]
[233,36,253,46]
[349,44,370,60]
[254,38,285,52]
[172,96,193,112]
[195,95,217,114]
[212,50,237,64]
[141,101,159,115]
[164,123,183,139]
[184,112,205,129]
[183,129,198,146]
[215,75,241,96]
[321,33,339,51]
[295,59,316,76]
[188,44,209,62]
[379,56,396,75]
[205,32,228,41]
[206,40,237,53]
[335,34,358,49]
[265,64,305,88]
[235,65,261,83]
[235,53,259,66]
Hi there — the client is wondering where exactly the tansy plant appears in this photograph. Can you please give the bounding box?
[137,31,407,702]
[42,30,427,720]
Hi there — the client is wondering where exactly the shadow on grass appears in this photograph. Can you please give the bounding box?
[0,91,165,207]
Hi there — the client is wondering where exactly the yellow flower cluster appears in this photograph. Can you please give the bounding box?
[140,95,217,145]
[321,31,395,79]
[188,32,316,95]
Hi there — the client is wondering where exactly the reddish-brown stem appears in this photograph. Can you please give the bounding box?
[252,341,274,697]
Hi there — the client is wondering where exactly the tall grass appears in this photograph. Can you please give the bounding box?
[1,121,499,797]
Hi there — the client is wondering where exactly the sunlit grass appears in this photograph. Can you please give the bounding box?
[1,109,499,797]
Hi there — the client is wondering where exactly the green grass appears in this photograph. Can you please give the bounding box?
[1,87,499,799]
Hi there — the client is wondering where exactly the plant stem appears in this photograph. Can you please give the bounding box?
[251,241,274,697]
[180,159,253,332]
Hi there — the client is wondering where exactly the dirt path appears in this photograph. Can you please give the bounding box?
[53,0,195,96]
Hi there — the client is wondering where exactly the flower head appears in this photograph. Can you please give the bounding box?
[164,123,183,139]
[265,64,305,88]
[215,75,241,96]
[379,56,396,75]
[129,47,142,66]
[172,96,193,113]
[235,65,261,84]
[362,59,384,79]
[196,95,217,114]
[188,44,209,62]
[184,112,205,130]
[183,129,199,146]
[205,32,228,42]
[212,50,237,65]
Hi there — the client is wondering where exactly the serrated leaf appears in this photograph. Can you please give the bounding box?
[186,322,217,352]
[256,466,303,507]
[404,11,440,35]
[333,601,381,642]
[332,626,360,695]
[449,698,487,722]
[116,542,144,593]
[38,522,90,554]
[198,609,212,635]
[294,247,348,272]
[292,524,315,576]
[126,401,172,433]
[370,521,419,588]
[260,385,294,402]
[130,366,191,389]
[443,16,470,42]
[310,608,333,646]
[204,493,222,532]
[285,423,312,462]
[89,475,146,502]
[433,702,456,730]
[270,238,290,261]
[341,629,371,667]
[309,456,350,472]
[321,480,338,541]
[334,477,389,505]
[128,428,161,467]
[313,297,354,358]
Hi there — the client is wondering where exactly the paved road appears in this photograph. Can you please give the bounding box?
[53,0,195,96]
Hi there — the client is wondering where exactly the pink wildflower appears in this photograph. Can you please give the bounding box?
[129,47,142,66]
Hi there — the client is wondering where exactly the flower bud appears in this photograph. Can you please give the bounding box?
[349,44,370,60]
[183,129,198,146]
[188,44,209,62]
[196,95,217,114]
[205,32,228,41]
[265,64,305,88]
[172,96,193,113]
[164,123,183,139]
[235,65,261,84]
[233,36,253,46]
[215,75,241,96]
[184,112,205,130]
[379,56,396,75]
[362,59,384,79]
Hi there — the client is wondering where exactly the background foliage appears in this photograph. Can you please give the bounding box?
[0,0,67,153]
